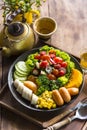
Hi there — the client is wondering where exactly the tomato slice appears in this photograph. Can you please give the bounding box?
[58,67,66,76]
[34,54,41,60]
[60,61,67,68]
[54,64,61,69]
[41,55,50,60]
[40,61,49,68]
[53,57,63,64]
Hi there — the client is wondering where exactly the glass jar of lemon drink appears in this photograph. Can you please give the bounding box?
[80,48,87,73]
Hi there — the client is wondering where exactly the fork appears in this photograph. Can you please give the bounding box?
[42,97,87,128]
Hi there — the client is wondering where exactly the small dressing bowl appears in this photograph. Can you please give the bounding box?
[33,17,57,39]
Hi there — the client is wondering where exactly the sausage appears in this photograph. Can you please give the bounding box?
[59,87,71,103]
[24,81,37,93]
[67,88,79,96]
[52,90,64,106]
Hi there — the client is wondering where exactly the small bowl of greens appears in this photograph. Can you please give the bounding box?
[8,45,84,112]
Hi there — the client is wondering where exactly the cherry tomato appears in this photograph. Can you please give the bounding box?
[47,74,56,80]
[54,64,61,69]
[59,70,65,76]
[59,67,66,76]
[52,69,59,77]
[53,57,63,64]
[61,61,67,68]
[41,55,50,60]
[34,54,41,60]
[40,61,49,68]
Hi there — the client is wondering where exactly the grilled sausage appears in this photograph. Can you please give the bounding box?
[67,87,79,96]
[59,87,71,103]
[52,90,64,106]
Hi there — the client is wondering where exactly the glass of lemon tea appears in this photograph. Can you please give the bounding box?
[80,48,87,73]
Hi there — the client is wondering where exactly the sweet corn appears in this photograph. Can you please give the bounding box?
[37,91,56,109]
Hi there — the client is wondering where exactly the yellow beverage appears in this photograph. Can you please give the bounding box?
[80,52,87,70]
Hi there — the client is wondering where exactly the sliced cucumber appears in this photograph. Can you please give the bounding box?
[14,61,31,81]
[15,65,28,75]
[15,70,28,77]
[14,72,27,81]
[15,61,29,73]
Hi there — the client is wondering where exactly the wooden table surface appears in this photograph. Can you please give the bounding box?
[0,0,87,130]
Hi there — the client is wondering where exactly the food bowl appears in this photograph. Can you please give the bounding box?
[33,17,57,39]
[8,45,84,113]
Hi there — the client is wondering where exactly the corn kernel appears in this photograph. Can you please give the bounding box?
[37,91,56,109]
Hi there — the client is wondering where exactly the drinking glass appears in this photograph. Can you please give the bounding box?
[80,48,87,73]
[33,17,57,39]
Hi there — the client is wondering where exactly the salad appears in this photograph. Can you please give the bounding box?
[13,45,83,109]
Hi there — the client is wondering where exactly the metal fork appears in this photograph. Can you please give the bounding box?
[42,97,87,128]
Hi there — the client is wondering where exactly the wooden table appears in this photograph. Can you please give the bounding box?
[0,0,87,130]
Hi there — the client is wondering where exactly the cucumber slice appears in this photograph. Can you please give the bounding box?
[15,65,28,75]
[15,61,29,73]
[15,70,28,77]
[14,72,27,81]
